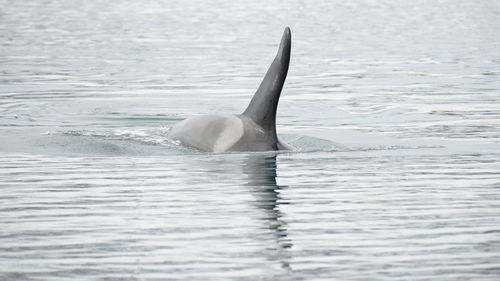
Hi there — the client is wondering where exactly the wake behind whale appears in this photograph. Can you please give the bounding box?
[169,27,292,152]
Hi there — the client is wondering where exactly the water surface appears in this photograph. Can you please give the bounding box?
[1,0,500,280]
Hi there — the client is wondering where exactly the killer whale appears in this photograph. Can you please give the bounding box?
[168,27,292,152]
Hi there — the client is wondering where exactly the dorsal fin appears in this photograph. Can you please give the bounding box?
[242,27,291,137]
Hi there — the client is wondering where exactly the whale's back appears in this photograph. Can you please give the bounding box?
[169,114,244,152]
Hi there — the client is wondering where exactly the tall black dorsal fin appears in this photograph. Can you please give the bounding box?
[242,27,291,136]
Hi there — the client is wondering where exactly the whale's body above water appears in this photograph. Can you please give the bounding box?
[169,27,292,152]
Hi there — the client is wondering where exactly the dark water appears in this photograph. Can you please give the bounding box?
[1,0,500,280]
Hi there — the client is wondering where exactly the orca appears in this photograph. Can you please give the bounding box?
[168,27,292,152]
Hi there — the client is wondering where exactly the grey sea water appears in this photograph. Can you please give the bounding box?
[1,0,500,280]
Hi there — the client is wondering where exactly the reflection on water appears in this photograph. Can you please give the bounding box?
[244,155,292,270]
